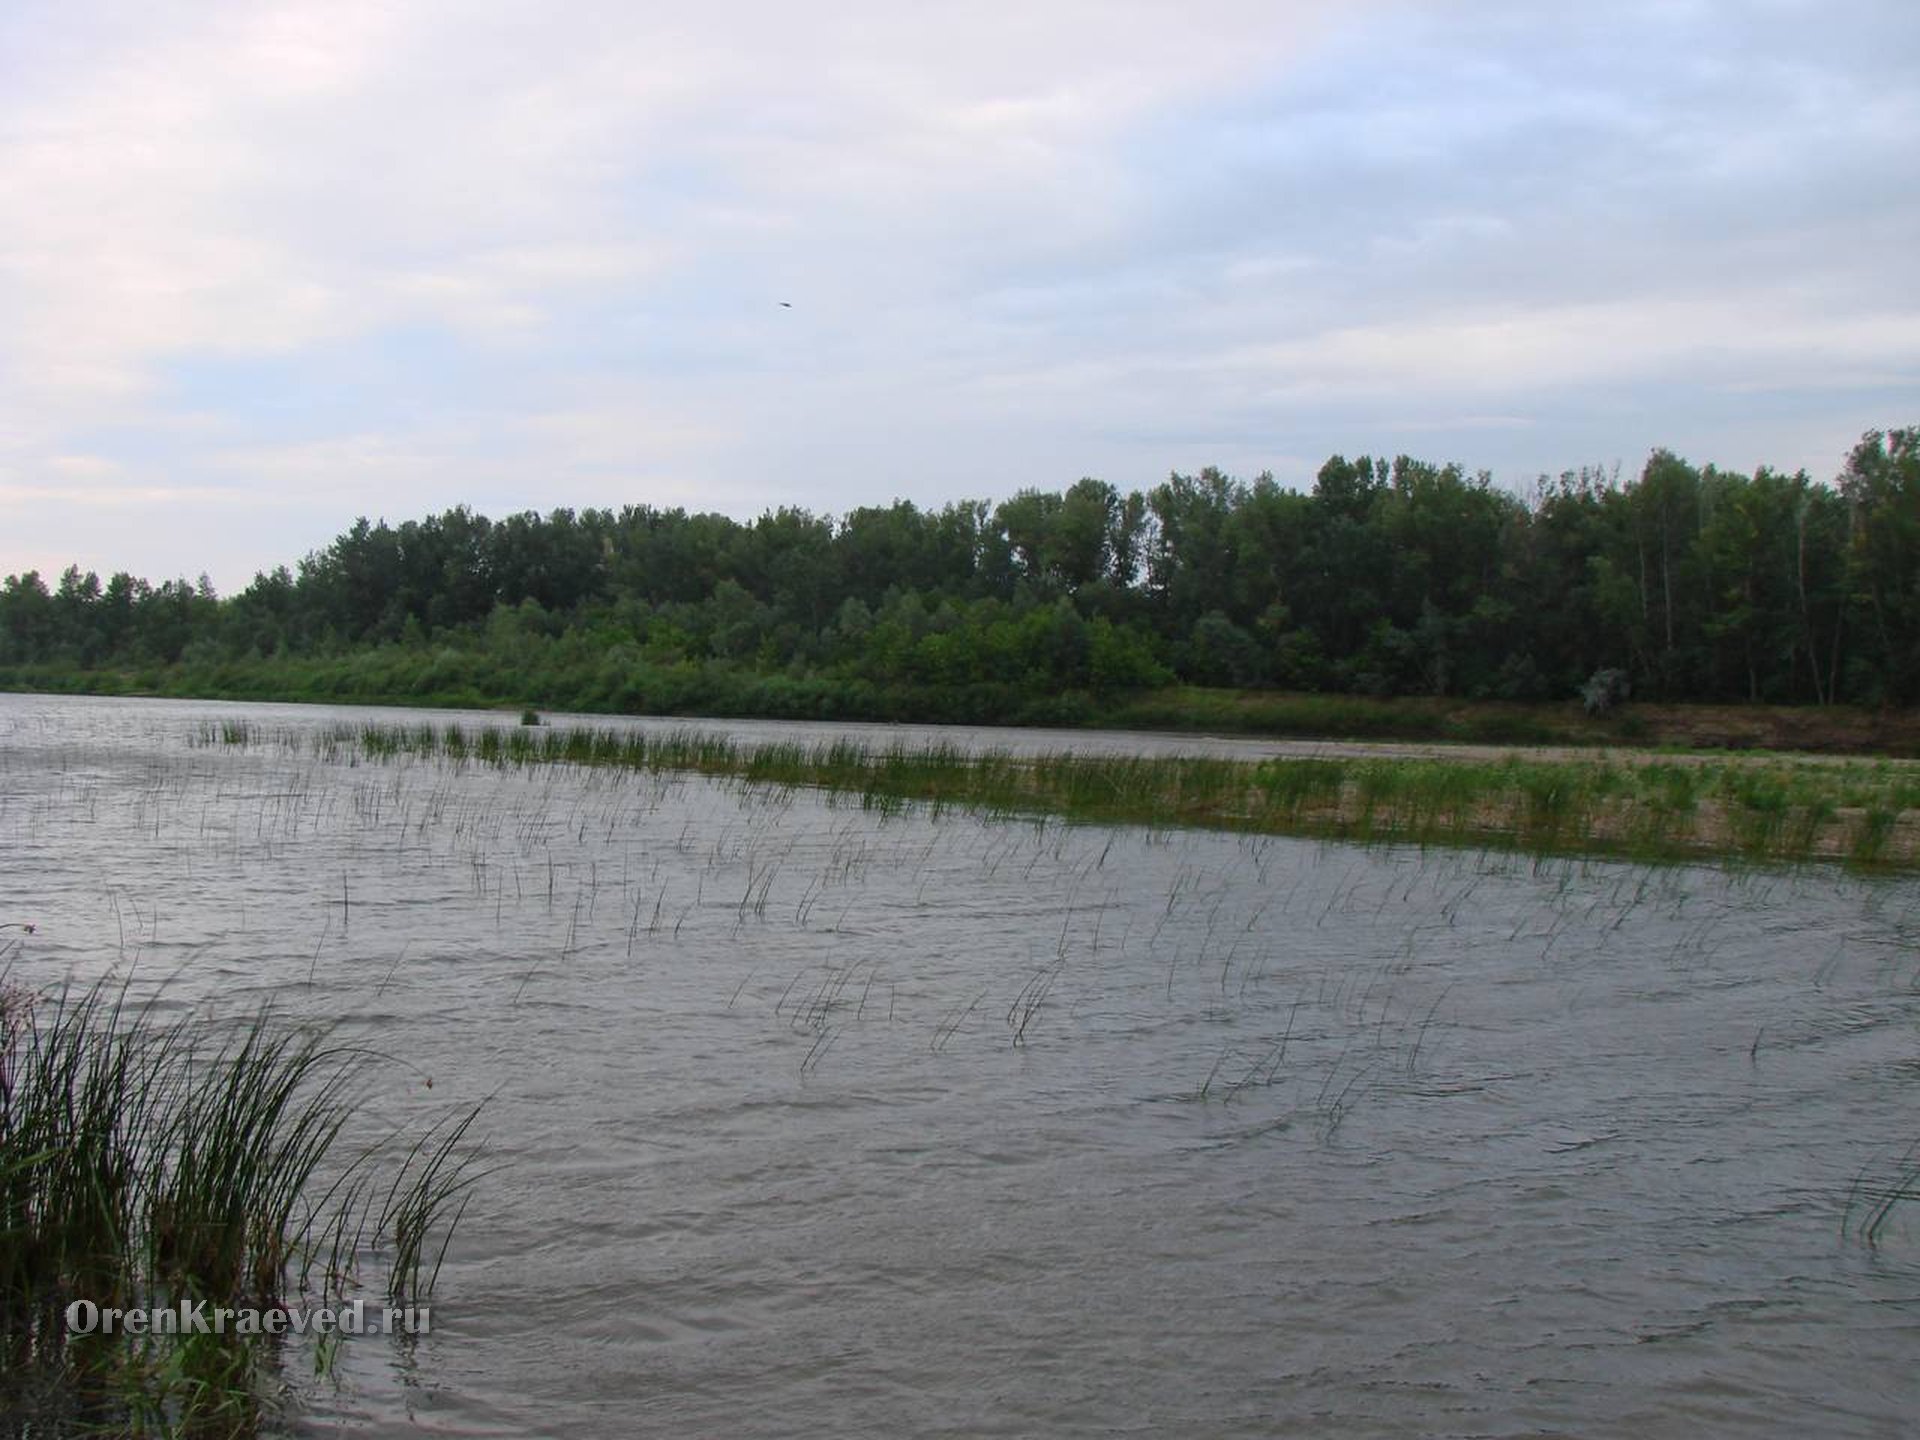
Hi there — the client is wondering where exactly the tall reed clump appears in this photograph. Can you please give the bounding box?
[0,964,484,1437]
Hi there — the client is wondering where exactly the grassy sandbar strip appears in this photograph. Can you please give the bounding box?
[206,720,1920,870]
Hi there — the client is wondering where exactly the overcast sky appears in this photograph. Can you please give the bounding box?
[2,0,1915,593]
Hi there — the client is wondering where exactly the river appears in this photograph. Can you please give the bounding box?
[3,694,1916,1437]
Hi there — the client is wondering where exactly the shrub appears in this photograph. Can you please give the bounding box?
[1581,667,1632,716]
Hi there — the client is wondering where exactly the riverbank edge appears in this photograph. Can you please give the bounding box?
[8,663,1920,757]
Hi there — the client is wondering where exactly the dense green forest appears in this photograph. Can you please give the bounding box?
[3,428,1917,722]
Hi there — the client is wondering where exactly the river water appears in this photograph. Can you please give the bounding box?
[3,695,1917,1437]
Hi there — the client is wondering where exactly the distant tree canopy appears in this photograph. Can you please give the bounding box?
[6,428,1918,706]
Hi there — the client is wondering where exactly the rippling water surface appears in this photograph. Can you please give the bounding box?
[4,695,1918,1437]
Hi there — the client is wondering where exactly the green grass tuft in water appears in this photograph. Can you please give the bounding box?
[0,968,485,1435]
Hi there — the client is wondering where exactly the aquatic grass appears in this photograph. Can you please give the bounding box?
[1719,768,1793,859]
[1252,757,1348,825]
[743,741,809,788]
[1513,764,1577,848]
[145,1017,362,1308]
[0,969,484,1433]
[360,722,399,760]
[1350,761,1414,837]
[0,975,153,1316]
[1599,763,1681,855]
[1846,1140,1920,1247]
[1849,806,1899,867]
[370,1102,487,1308]
[303,720,1920,870]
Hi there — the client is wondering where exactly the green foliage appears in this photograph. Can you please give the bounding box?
[0,428,1913,712]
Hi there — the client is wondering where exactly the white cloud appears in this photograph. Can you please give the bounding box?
[1216,297,1920,402]
[0,0,1915,588]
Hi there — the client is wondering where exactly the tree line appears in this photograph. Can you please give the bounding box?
[4,427,1916,708]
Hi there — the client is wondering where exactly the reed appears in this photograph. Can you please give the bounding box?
[0,969,483,1434]
[1845,1140,1920,1248]
[238,718,1920,869]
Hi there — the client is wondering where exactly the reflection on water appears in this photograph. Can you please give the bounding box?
[3,694,1918,1438]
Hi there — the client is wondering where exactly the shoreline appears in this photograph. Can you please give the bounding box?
[6,666,1919,760]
